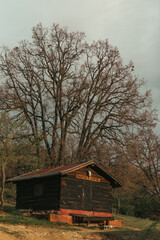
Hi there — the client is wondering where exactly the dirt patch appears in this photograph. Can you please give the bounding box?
[0,223,123,240]
[124,226,142,231]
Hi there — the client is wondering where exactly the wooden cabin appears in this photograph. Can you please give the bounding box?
[9,161,122,224]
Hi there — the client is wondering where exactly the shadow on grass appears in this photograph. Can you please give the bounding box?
[99,226,160,240]
[0,214,80,230]
[77,221,160,240]
[0,205,80,231]
[141,220,160,240]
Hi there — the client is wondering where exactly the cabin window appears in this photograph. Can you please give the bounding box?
[34,183,43,196]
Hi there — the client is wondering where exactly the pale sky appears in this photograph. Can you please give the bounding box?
[0,0,160,128]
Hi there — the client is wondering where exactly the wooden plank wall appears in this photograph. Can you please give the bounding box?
[60,166,112,213]
[16,166,113,212]
[16,176,61,210]
[60,177,83,210]
[92,181,112,213]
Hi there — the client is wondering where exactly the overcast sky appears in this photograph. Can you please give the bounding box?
[0,0,160,128]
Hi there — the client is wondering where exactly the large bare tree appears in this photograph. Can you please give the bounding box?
[126,128,160,199]
[0,112,20,208]
[0,23,156,166]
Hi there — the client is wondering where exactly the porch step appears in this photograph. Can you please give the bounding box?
[70,213,114,224]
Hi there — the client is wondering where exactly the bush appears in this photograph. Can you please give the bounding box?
[120,204,136,216]
[113,188,160,219]
[0,184,16,204]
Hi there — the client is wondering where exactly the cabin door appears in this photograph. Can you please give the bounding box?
[82,180,92,211]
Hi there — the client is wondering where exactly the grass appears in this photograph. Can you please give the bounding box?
[0,204,79,231]
[115,213,160,230]
[0,204,160,239]
[110,213,160,240]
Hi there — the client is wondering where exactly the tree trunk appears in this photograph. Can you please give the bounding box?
[57,137,65,166]
[0,163,5,209]
[116,195,121,215]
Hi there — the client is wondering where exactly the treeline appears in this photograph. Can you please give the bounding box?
[113,187,160,219]
[0,23,159,215]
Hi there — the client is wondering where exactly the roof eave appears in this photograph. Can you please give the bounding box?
[7,160,123,188]
[61,160,94,175]
[61,160,122,188]
[7,171,61,183]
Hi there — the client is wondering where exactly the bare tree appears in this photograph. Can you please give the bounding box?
[0,112,17,208]
[125,128,160,199]
[0,23,156,166]
[0,24,86,165]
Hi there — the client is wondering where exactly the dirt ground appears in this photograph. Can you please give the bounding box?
[0,222,123,240]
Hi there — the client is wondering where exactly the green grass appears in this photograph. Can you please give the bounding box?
[110,213,160,240]
[115,213,160,230]
[0,205,79,231]
[0,205,160,239]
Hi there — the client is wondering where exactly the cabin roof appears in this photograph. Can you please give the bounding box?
[8,160,122,187]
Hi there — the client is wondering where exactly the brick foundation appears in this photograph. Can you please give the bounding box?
[50,214,73,224]
[108,220,123,227]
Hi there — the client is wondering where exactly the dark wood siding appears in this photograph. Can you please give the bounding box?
[16,176,61,210]
[74,166,109,183]
[92,181,112,213]
[60,176,83,210]
[82,180,92,211]
[15,165,113,213]
[60,173,112,213]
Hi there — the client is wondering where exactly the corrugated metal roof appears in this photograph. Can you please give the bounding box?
[8,161,90,182]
